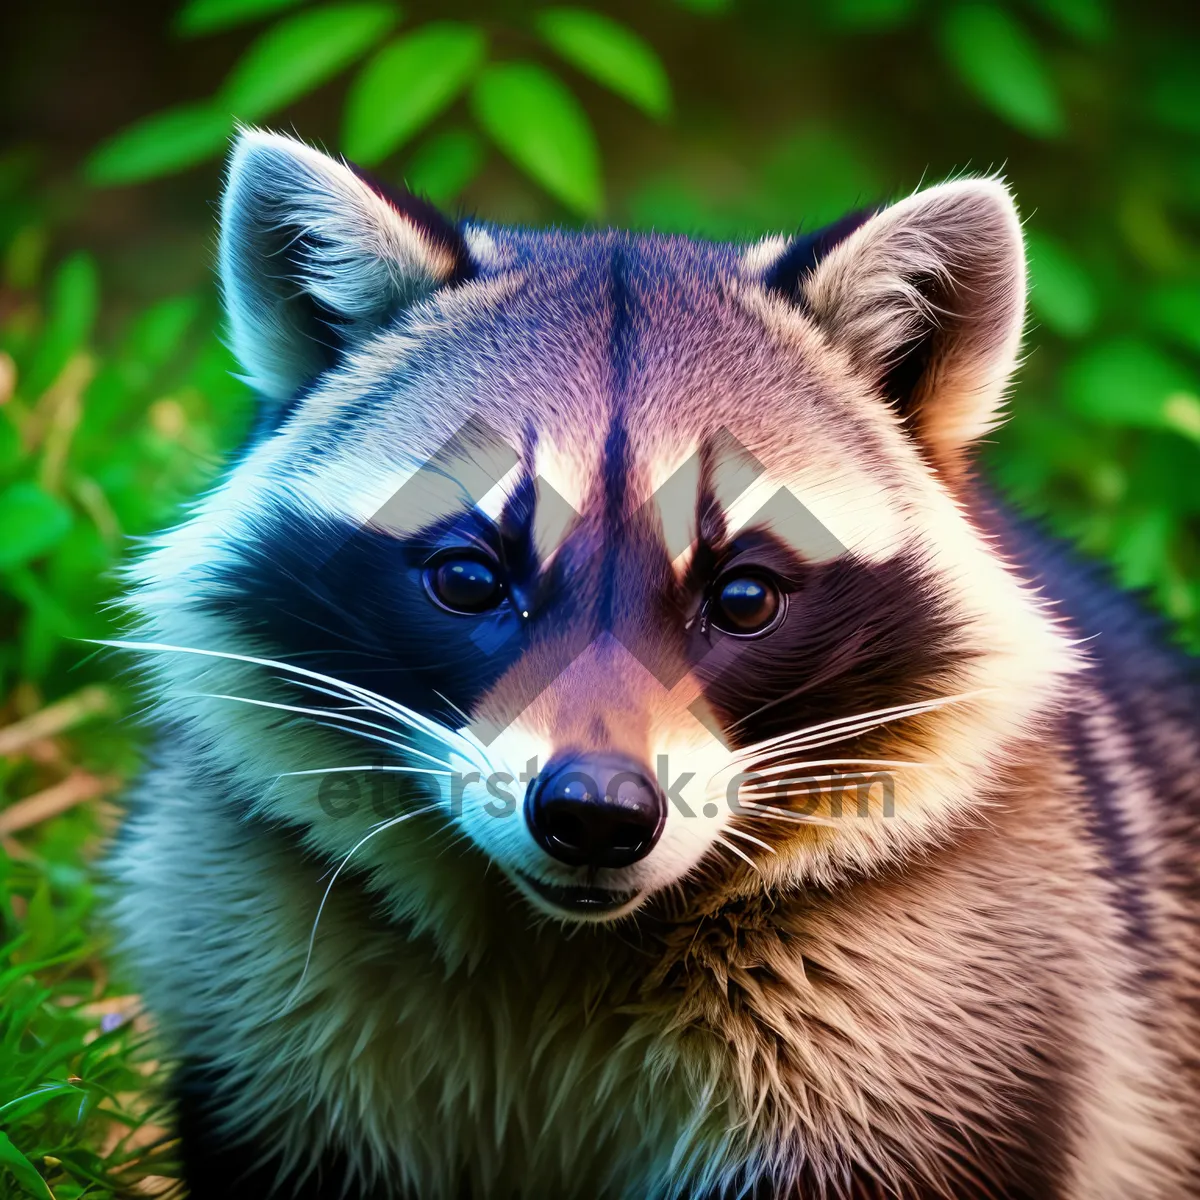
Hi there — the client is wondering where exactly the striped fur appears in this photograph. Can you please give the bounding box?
[108,130,1200,1199]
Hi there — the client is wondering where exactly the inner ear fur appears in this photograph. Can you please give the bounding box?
[218,128,474,416]
[800,179,1027,476]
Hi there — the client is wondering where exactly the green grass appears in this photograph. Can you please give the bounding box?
[0,154,250,1196]
[1,822,181,1198]
[0,686,180,1196]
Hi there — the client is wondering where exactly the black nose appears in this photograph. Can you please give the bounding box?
[526,753,666,869]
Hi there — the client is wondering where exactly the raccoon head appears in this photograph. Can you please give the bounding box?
[125,130,1076,945]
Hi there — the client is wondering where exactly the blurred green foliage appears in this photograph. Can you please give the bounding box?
[85,0,676,214]
[0,141,250,1192]
[2,0,1200,1191]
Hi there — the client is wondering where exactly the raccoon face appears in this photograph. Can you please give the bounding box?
[126,131,1076,934]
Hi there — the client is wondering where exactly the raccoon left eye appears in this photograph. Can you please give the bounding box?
[711,574,783,636]
[425,555,504,614]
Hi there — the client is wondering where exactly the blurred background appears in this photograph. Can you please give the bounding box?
[1,0,1199,1193]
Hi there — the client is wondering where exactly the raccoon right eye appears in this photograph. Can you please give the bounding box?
[425,555,504,614]
[710,573,783,636]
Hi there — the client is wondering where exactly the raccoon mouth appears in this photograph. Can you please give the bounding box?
[516,873,640,915]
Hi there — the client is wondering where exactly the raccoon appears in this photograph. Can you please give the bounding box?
[108,129,1200,1200]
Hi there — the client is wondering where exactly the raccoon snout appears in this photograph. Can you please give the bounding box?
[525,753,666,870]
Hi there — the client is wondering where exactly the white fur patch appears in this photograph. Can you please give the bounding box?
[739,234,790,278]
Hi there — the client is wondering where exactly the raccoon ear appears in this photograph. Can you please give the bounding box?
[795,179,1026,474]
[218,128,474,410]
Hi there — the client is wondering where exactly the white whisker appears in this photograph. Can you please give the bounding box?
[727,672,982,739]
[274,676,472,758]
[434,689,472,727]
[739,719,923,758]
[739,769,910,791]
[731,690,987,761]
[277,765,452,779]
[312,721,456,771]
[278,802,443,1017]
[714,835,762,874]
[736,758,930,782]
[722,826,777,854]
[194,691,459,773]
[735,801,839,828]
[740,706,942,756]
[194,691,415,740]
[731,723,903,761]
[279,678,401,719]
[282,677,429,732]
[96,640,492,775]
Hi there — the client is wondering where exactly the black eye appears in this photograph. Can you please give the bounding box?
[711,574,782,635]
[426,556,503,614]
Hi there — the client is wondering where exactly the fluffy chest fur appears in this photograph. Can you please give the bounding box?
[113,721,1188,1199]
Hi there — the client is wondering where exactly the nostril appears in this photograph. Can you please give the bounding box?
[609,820,657,859]
[542,806,651,857]
[543,805,590,854]
[526,753,666,869]
[610,819,650,853]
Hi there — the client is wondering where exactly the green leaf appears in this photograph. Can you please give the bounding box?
[1146,65,1200,137]
[23,880,56,961]
[1024,0,1111,42]
[0,482,73,571]
[1143,284,1200,355]
[470,62,602,217]
[1026,231,1097,337]
[24,252,99,399]
[220,3,399,121]
[1110,507,1173,591]
[0,409,20,478]
[19,580,81,678]
[672,0,731,11]
[1129,433,1200,515]
[534,9,672,120]
[824,0,920,31]
[993,402,1104,498]
[404,128,485,203]
[758,125,882,228]
[1162,394,1200,445]
[342,23,487,165]
[175,0,307,37]
[45,520,113,622]
[123,295,203,371]
[86,103,234,185]
[0,146,36,201]
[0,1130,53,1200]
[0,1083,83,1123]
[938,4,1064,137]
[4,225,47,291]
[1062,338,1200,437]
[625,176,750,238]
